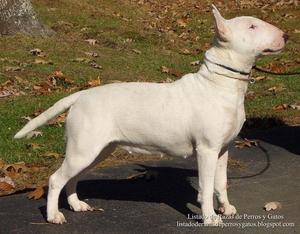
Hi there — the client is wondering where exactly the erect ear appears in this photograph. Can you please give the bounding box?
[211,4,230,41]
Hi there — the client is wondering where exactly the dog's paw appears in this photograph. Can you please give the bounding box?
[203,214,223,226]
[218,204,237,216]
[47,211,66,224]
[70,200,94,212]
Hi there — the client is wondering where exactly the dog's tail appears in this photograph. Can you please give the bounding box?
[14,90,86,139]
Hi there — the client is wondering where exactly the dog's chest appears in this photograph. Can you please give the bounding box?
[221,102,245,145]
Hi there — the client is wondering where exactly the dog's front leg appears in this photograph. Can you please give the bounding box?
[196,147,222,226]
[214,150,237,215]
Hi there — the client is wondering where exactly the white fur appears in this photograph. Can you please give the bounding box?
[15,5,286,225]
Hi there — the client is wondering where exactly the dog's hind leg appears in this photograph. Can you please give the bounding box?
[65,173,92,213]
[47,135,112,224]
[214,150,237,215]
[65,144,116,212]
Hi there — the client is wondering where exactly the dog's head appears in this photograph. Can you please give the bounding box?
[211,5,287,57]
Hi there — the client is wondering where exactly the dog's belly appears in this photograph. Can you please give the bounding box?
[119,142,194,158]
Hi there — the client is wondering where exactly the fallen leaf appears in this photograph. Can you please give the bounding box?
[161,66,181,77]
[0,160,5,168]
[84,52,98,57]
[280,13,295,19]
[124,38,133,43]
[180,48,192,55]
[264,201,282,211]
[190,60,200,66]
[161,66,169,73]
[127,170,158,180]
[43,152,62,159]
[93,208,104,211]
[121,17,130,22]
[90,62,102,69]
[1,80,13,86]
[0,182,14,191]
[245,91,256,100]
[33,82,53,93]
[19,62,32,68]
[47,71,74,88]
[48,113,66,126]
[26,131,43,139]
[57,20,74,27]
[228,158,245,170]
[29,48,46,57]
[5,66,22,72]
[29,48,41,55]
[113,12,121,17]
[255,76,273,81]
[84,39,98,45]
[0,78,23,98]
[0,176,15,188]
[27,186,44,200]
[201,42,211,51]
[235,138,258,149]
[289,102,300,110]
[267,86,286,94]
[72,57,93,63]
[31,109,44,117]
[26,143,42,150]
[80,27,90,32]
[0,90,13,98]
[33,58,53,65]
[132,49,142,54]
[3,162,28,178]
[5,162,27,173]
[14,76,29,84]
[294,29,300,33]
[33,85,42,90]
[21,116,32,122]
[164,78,174,83]
[255,76,265,81]
[87,77,101,87]
[273,103,289,111]
[268,63,287,73]
[178,32,189,39]
[0,57,8,62]
[176,18,187,28]
[127,171,147,180]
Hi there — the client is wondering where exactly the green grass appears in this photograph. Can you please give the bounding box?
[0,94,65,163]
[0,0,299,164]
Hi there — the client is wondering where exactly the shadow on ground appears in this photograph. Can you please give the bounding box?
[40,165,201,221]
[241,117,300,155]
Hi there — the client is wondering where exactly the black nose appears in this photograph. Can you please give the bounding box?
[283,33,289,43]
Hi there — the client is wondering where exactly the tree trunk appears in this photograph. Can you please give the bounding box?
[0,0,53,36]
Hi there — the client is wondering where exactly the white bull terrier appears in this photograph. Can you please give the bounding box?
[14,5,287,225]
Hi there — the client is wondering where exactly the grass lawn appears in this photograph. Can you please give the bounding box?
[0,0,299,178]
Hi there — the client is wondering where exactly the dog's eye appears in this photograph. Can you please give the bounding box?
[249,24,256,29]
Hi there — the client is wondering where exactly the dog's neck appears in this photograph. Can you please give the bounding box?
[205,46,255,72]
[197,46,256,94]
